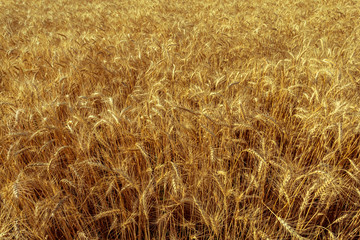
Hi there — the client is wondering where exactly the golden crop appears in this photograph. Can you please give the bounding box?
[1,0,360,239]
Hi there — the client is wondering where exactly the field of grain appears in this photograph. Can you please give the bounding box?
[1,0,360,239]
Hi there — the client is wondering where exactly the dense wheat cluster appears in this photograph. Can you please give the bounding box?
[1,0,360,239]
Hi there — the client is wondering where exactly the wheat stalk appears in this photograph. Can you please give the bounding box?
[193,196,211,227]
[264,203,308,240]
[51,196,69,217]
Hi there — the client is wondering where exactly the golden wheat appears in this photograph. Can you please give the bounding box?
[1,0,360,239]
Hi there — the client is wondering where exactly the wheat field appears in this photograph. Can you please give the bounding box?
[1,0,360,239]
